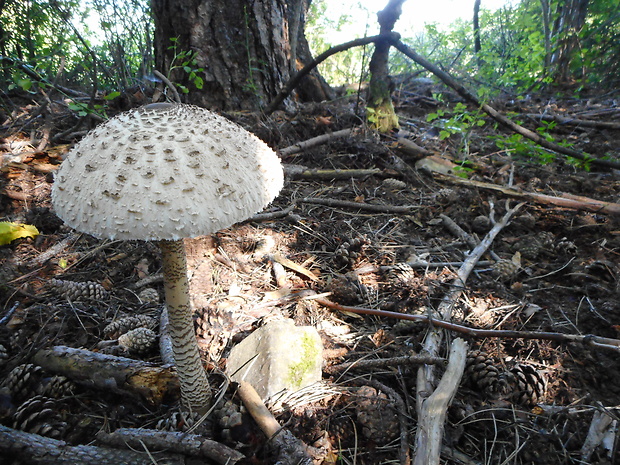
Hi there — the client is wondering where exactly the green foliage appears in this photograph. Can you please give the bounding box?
[426,102,486,155]
[167,38,204,94]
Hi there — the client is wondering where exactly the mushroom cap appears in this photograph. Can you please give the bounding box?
[52,104,284,241]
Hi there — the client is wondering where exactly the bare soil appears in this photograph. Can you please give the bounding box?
[1,81,619,464]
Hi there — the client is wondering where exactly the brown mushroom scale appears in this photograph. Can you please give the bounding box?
[52,103,284,413]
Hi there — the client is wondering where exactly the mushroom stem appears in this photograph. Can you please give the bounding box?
[159,239,212,413]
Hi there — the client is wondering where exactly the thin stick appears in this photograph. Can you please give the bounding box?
[153,70,182,104]
[280,128,354,156]
[310,295,620,351]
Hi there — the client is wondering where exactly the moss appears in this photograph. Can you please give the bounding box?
[287,332,320,389]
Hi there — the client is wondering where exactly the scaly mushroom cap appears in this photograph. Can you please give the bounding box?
[52,104,284,240]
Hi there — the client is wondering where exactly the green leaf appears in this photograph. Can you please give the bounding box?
[104,91,121,100]
[17,78,32,92]
[193,76,204,89]
[0,222,39,246]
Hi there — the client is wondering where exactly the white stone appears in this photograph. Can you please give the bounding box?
[227,319,323,400]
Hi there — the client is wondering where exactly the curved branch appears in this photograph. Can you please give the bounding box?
[264,34,398,115]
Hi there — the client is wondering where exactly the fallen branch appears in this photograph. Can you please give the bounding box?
[284,165,383,180]
[280,128,355,156]
[308,294,620,352]
[33,346,179,405]
[413,338,468,465]
[237,381,322,465]
[416,202,524,414]
[300,197,420,213]
[526,113,620,130]
[324,353,446,375]
[265,35,388,114]
[388,38,620,170]
[96,428,244,465]
[435,173,620,216]
[0,424,183,465]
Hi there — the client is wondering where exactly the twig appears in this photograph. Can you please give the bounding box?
[324,353,446,375]
[580,409,618,462]
[280,128,354,156]
[308,294,620,351]
[300,197,420,213]
[153,70,182,104]
[435,173,620,216]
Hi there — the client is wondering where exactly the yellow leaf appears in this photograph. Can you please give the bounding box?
[0,222,39,246]
[58,258,68,269]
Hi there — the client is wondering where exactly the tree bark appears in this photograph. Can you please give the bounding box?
[473,0,482,68]
[550,0,590,83]
[367,0,404,132]
[151,0,331,111]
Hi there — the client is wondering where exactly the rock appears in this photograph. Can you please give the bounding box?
[226,319,323,400]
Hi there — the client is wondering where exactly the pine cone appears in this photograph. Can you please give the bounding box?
[491,259,520,281]
[37,375,76,398]
[382,178,407,191]
[13,395,67,439]
[554,237,577,256]
[354,386,399,444]
[384,263,417,299]
[103,314,157,339]
[49,278,109,301]
[333,236,369,269]
[0,343,8,365]
[4,363,43,402]
[506,364,546,406]
[138,287,160,304]
[118,327,157,354]
[464,350,508,397]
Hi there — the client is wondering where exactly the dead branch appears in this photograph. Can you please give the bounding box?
[388,38,620,170]
[324,353,446,375]
[300,197,420,213]
[413,338,469,465]
[0,424,183,465]
[153,70,182,104]
[580,409,618,462]
[33,346,179,405]
[280,128,354,156]
[96,428,245,464]
[308,294,620,352]
[435,173,620,216]
[284,165,383,180]
[526,113,620,130]
[237,381,323,465]
[265,34,388,114]
[416,202,524,412]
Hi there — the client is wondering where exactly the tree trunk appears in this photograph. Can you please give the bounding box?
[367,0,404,133]
[550,0,590,83]
[151,0,331,111]
[473,0,482,68]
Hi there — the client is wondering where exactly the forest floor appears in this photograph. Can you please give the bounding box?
[1,78,620,465]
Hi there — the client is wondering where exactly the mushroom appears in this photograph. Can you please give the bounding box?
[52,103,284,413]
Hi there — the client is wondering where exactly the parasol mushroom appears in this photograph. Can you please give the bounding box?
[52,103,284,413]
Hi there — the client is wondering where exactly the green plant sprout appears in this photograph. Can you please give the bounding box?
[167,37,204,94]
